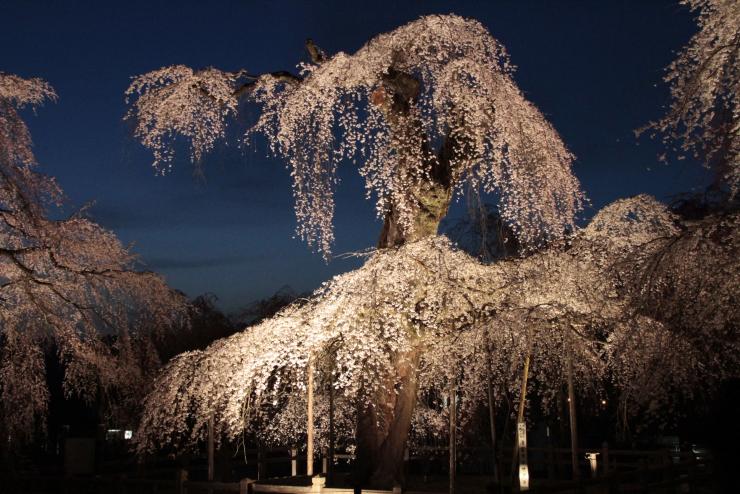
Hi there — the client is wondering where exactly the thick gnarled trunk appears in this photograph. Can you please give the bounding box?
[356,165,452,489]
[353,63,460,489]
[355,348,422,487]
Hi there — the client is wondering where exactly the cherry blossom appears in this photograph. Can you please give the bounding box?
[1,73,188,442]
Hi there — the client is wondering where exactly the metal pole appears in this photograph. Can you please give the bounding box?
[307,358,314,477]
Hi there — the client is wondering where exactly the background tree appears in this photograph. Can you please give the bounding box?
[133,293,239,371]
[606,203,740,431]
[0,72,188,448]
[635,0,740,433]
[640,0,739,199]
[229,285,305,328]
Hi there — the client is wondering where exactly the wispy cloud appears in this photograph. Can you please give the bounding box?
[143,254,259,270]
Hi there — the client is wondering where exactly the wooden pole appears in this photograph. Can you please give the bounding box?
[328,380,335,485]
[449,378,457,494]
[176,469,188,494]
[207,412,214,482]
[601,442,609,475]
[257,442,265,480]
[566,345,579,480]
[307,358,315,477]
[487,376,498,483]
[485,341,499,484]
[517,354,530,425]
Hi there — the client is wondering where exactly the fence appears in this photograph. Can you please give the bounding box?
[0,444,714,494]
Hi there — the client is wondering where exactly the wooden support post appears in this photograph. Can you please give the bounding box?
[485,340,500,484]
[238,478,254,494]
[175,469,188,494]
[449,378,457,494]
[257,444,265,480]
[116,474,127,494]
[517,355,530,426]
[567,345,579,481]
[208,413,215,482]
[639,458,648,491]
[328,380,335,485]
[602,442,610,475]
[487,375,498,483]
[307,358,315,477]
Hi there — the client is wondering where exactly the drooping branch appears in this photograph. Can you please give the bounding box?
[638,0,740,197]
[1,73,189,442]
[125,15,583,257]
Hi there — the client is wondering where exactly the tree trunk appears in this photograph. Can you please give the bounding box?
[353,64,462,489]
[356,174,454,488]
[375,348,422,487]
[328,380,335,485]
[356,175,453,487]
[355,182,451,487]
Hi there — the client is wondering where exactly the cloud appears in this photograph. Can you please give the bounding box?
[142,254,257,270]
[89,203,162,230]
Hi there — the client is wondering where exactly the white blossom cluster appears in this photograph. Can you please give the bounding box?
[583,194,680,254]
[126,15,582,256]
[606,210,740,428]
[137,235,503,453]
[135,195,739,453]
[0,73,60,213]
[1,74,189,441]
[125,66,241,173]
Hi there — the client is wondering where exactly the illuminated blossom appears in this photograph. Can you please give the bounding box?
[126,15,582,256]
[1,73,188,441]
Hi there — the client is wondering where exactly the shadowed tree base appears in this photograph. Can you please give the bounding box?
[353,348,422,488]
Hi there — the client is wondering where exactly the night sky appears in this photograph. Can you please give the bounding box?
[1,0,710,311]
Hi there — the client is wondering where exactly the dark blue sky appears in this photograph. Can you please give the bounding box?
[2,0,709,311]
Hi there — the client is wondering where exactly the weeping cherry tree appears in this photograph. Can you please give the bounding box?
[124,13,739,488]
[0,72,188,445]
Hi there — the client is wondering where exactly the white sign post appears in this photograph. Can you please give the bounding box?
[517,421,529,491]
[585,452,600,478]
